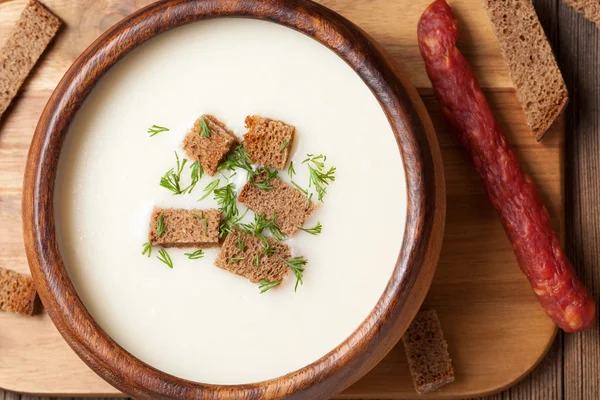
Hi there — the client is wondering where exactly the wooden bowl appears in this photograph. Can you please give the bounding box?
[22,0,446,398]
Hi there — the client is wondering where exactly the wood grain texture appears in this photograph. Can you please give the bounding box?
[0,0,582,398]
[20,0,445,399]
[558,1,600,399]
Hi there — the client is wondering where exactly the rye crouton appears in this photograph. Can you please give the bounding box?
[149,208,220,248]
[244,115,295,169]
[182,115,239,176]
[0,0,62,120]
[214,229,291,283]
[402,309,455,394]
[0,268,38,315]
[238,174,314,236]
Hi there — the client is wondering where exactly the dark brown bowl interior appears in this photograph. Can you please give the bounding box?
[22,0,446,398]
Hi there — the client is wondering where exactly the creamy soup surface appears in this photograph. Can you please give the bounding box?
[55,18,407,384]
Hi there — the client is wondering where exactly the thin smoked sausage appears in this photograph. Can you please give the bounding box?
[418,0,595,332]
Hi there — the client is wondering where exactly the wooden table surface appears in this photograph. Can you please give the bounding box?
[1,0,598,398]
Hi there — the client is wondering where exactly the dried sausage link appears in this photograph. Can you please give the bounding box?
[418,0,595,331]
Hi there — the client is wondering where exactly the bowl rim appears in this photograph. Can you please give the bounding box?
[22,0,444,398]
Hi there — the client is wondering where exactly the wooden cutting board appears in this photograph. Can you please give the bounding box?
[0,0,559,398]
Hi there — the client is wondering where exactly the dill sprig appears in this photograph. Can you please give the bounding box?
[254,253,260,267]
[157,249,173,268]
[291,181,312,209]
[236,235,246,251]
[282,256,307,292]
[147,125,169,137]
[239,213,285,255]
[142,242,152,257]
[258,279,281,293]
[253,167,279,191]
[193,213,209,236]
[240,213,286,242]
[230,256,245,263]
[288,161,296,178]
[214,183,238,221]
[199,117,212,138]
[198,179,220,201]
[218,143,256,180]
[219,209,248,238]
[291,181,308,195]
[160,152,189,195]
[156,213,167,238]
[280,140,289,152]
[186,161,204,194]
[213,183,244,237]
[299,221,322,235]
[185,249,205,260]
[302,154,336,201]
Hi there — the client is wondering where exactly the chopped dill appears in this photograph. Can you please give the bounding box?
[288,161,296,178]
[160,152,189,195]
[147,125,169,137]
[306,192,313,209]
[254,253,260,268]
[199,117,212,138]
[239,213,285,255]
[302,154,336,201]
[214,183,238,222]
[185,249,205,260]
[281,256,307,292]
[193,213,209,236]
[218,143,255,180]
[280,140,289,152]
[156,213,167,238]
[239,212,286,242]
[157,249,173,268]
[236,235,246,251]
[291,181,308,195]
[198,179,220,201]
[253,167,278,191]
[299,221,322,235]
[258,279,281,293]
[142,242,152,257]
[186,161,203,194]
[230,256,245,263]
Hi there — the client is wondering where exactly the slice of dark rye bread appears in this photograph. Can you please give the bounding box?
[214,229,291,283]
[482,0,568,140]
[402,309,454,394]
[238,174,314,236]
[182,115,239,176]
[244,115,295,169]
[149,208,220,248]
[563,0,600,28]
[0,268,38,315]
[0,0,62,120]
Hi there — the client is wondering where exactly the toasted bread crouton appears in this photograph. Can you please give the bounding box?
[0,0,62,120]
[214,229,291,283]
[402,309,454,394]
[244,115,295,169]
[0,268,38,315]
[182,115,239,175]
[238,174,314,236]
[149,208,220,248]
[483,0,568,140]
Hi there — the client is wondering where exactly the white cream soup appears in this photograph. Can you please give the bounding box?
[55,18,407,384]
